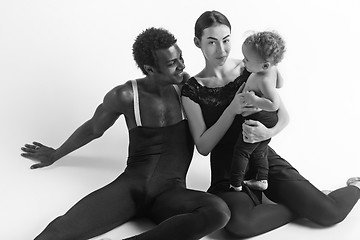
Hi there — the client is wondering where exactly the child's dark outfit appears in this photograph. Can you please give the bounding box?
[230,110,278,188]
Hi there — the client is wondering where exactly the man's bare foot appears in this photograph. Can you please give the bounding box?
[244,179,268,191]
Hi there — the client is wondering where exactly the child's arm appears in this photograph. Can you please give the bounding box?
[243,96,289,142]
[242,72,280,111]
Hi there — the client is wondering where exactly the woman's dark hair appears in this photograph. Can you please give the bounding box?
[132,27,177,75]
[194,10,231,39]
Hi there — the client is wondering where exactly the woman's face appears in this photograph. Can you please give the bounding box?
[198,24,231,66]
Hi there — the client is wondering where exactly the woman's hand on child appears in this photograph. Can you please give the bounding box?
[229,83,258,116]
[242,120,271,143]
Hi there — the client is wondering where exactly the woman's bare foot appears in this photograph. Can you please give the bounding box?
[347,177,360,189]
[244,179,268,191]
[322,190,332,195]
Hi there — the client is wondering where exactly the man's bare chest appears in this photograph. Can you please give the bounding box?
[139,95,182,127]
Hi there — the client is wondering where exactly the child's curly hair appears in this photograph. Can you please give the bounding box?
[132,27,177,75]
[244,31,286,65]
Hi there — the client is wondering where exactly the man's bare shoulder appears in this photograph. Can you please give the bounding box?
[108,81,134,102]
[177,72,191,91]
[103,80,134,113]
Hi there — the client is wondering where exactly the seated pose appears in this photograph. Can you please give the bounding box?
[230,31,285,192]
[21,27,230,240]
[181,10,360,238]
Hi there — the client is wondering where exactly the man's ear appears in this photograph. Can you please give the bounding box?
[144,65,155,75]
[194,37,201,48]
[262,62,270,70]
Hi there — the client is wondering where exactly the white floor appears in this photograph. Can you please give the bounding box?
[2,144,360,240]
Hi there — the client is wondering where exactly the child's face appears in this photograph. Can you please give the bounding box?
[242,43,266,73]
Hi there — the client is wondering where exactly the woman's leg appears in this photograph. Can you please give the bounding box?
[125,188,230,240]
[266,179,360,226]
[34,174,142,240]
[217,191,295,238]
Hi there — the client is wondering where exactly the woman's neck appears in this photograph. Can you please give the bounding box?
[196,58,242,87]
[204,60,231,77]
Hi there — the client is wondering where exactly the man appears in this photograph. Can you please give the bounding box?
[21,27,230,240]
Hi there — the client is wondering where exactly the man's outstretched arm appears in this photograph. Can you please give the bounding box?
[21,103,120,169]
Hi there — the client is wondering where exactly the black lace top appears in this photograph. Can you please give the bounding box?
[182,70,305,193]
[182,72,250,129]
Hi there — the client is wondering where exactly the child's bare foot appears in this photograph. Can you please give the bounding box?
[347,177,360,189]
[244,179,268,191]
[230,184,242,192]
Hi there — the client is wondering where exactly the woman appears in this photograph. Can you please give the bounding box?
[181,10,360,238]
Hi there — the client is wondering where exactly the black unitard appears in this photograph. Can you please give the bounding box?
[34,82,230,240]
[182,71,360,238]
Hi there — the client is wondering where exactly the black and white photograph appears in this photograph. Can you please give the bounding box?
[1,0,360,239]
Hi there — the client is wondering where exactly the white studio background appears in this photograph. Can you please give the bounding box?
[1,0,360,239]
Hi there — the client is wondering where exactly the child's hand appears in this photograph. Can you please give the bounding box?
[242,91,258,106]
